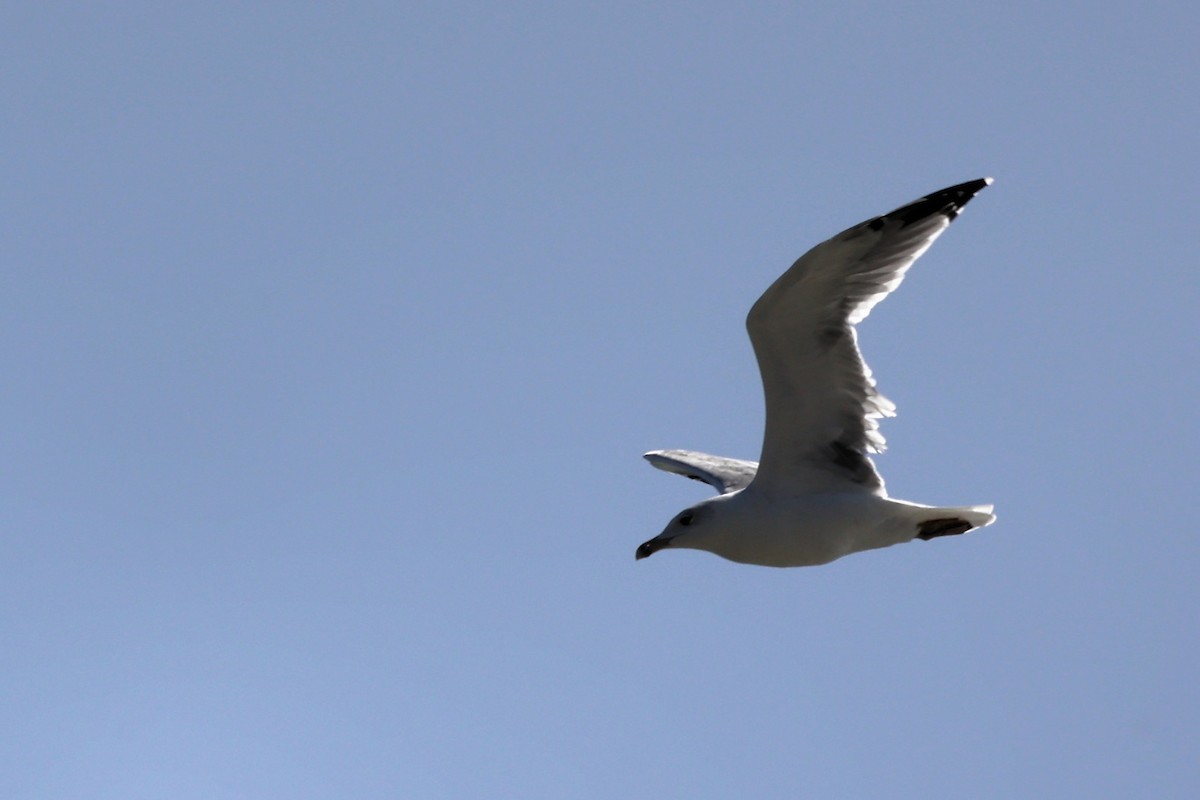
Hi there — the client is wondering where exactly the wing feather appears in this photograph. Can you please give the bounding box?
[746,178,992,494]
[644,449,758,494]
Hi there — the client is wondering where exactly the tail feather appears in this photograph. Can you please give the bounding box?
[916,504,996,541]
[957,503,996,529]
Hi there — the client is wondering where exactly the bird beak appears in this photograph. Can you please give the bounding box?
[636,536,673,560]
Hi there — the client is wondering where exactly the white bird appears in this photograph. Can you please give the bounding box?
[638,178,997,567]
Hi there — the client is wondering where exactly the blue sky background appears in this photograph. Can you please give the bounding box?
[4,3,1198,797]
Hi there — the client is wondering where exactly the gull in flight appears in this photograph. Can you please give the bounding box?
[638,178,996,567]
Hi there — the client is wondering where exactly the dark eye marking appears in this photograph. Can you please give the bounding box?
[679,512,694,527]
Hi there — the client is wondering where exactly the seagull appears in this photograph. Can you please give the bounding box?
[638,178,997,567]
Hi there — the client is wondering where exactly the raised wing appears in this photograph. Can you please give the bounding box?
[644,449,758,495]
[746,178,992,495]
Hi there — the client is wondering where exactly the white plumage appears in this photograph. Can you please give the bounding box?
[639,179,997,567]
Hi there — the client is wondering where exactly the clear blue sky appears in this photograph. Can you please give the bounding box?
[4,3,1198,797]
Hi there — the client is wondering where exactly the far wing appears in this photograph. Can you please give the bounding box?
[643,449,758,495]
[746,178,992,495]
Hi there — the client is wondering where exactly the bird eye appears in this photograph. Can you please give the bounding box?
[679,512,694,527]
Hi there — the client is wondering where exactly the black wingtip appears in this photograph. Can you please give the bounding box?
[897,177,992,225]
[867,177,993,231]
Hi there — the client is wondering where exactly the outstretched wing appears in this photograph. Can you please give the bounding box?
[643,449,758,495]
[746,178,992,495]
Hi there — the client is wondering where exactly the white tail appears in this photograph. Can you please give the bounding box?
[914,504,996,541]
[954,504,996,529]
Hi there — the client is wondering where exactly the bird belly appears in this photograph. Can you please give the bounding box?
[709,493,917,568]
